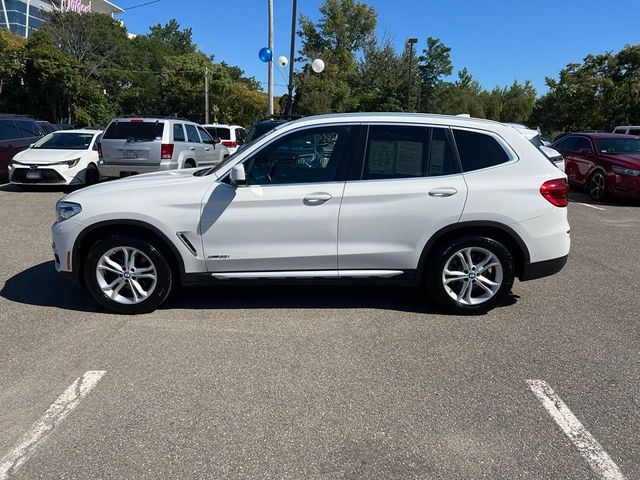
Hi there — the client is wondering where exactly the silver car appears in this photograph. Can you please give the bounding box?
[97,116,229,179]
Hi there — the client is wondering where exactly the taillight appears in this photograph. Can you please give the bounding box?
[222,140,237,148]
[161,143,174,160]
[540,178,569,207]
[96,142,102,158]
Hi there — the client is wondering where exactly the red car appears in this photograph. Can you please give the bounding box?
[552,133,640,201]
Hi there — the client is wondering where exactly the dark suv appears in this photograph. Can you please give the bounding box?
[0,115,45,180]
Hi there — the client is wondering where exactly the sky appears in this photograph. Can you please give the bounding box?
[117,0,640,97]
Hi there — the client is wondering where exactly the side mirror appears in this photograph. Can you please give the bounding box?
[230,164,246,186]
[576,147,593,155]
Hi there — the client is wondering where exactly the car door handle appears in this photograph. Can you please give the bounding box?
[428,187,458,197]
[204,148,211,151]
[303,192,332,205]
[190,147,196,151]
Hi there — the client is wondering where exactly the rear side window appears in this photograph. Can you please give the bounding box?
[184,124,200,143]
[574,137,592,151]
[614,128,626,134]
[453,129,510,172]
[103,121,165,141]
[0,119,20,140]
[15,120,41,138]
[554,136,577,152]
[363,125,457,180]
[173,124,186,142]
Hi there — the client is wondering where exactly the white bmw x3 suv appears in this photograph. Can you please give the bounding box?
[52,113,570,315]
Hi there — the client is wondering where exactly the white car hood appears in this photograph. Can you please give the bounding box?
[64,168,215,202]
[13,149,86,164]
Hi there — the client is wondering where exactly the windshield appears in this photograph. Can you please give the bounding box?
[596,138,640,154]
[32,132,94,150]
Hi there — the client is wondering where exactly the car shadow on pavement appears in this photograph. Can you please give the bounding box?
[1,261,102,313]
[2,261,519,315]
[569,189,639,207]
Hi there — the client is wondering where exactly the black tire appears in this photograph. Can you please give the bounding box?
[84,164,100,185]
[587,170,607,202]
[425,236,515,315]
[84,235,174,314]
[183,159,196,169]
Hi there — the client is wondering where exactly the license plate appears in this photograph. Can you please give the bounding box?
[122,150,139,159]
[26,170,42,180]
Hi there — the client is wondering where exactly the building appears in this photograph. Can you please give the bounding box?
[0,0,123,38]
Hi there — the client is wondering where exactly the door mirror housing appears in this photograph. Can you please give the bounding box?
[230,164,246,186]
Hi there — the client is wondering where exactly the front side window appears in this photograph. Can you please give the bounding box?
[236,128,247,143]
[453,129,511,172]
[197,126,214,144]
[629,129,640,136]
[184,124,200,143]
[244,126,352,186]
[362,125,457,180]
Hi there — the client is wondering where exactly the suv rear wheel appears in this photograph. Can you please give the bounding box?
[84,235,174,314]
[426,236,515,314]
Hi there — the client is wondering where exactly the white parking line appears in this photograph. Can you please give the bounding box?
[573,202,606,211]
[527,379,626,480]
[0,371,106,480]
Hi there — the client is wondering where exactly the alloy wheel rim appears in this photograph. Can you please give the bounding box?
[96,246,157,305]
[590,173,605,200]
[442,247,503,306]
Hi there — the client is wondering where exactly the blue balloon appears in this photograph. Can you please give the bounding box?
[258,47,273,63]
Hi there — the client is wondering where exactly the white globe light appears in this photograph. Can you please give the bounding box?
[277,55,288,67]
[311,58,325,73]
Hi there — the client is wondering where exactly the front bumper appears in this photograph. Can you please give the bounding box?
[609,172,640,198]
[52,219,85,279]
[9,163,84,185]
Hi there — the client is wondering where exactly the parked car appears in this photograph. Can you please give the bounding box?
[97,117,230,180]
[202,124,247,155]
[52,113,570,315]
[612,125,640,136]
[9,129,102,186]
[55,123,75,131]
[0,114,45,180]
[246,116,300,142]
[552,132,640,201]
[37,121,58,135]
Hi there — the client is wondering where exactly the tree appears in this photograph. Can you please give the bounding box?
[295,0,377,114]
[417,37,452,112]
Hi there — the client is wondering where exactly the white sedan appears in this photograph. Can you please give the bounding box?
[9,129,102,186]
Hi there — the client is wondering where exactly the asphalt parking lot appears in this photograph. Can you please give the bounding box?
[0,183,638,479]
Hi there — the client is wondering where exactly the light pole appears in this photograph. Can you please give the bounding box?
[286,0,298,116]
[406,37,418,112]
[267,0,274,116]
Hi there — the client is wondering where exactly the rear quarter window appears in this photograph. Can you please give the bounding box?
[103,121,165,141]
[453,129,511,172]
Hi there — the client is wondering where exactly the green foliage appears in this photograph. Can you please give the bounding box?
[0,14,267,127]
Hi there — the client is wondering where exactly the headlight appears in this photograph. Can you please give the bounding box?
[612,165,640,176]
[52,158,81,168]
[56,201,82,222]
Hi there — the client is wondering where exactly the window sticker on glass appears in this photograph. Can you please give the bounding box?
[429,139,446,175]
[368,140,396,174]
[395,141,423,176]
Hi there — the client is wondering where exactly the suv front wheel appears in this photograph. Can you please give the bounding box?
[426,236,515,314]
[84,235,174,314]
